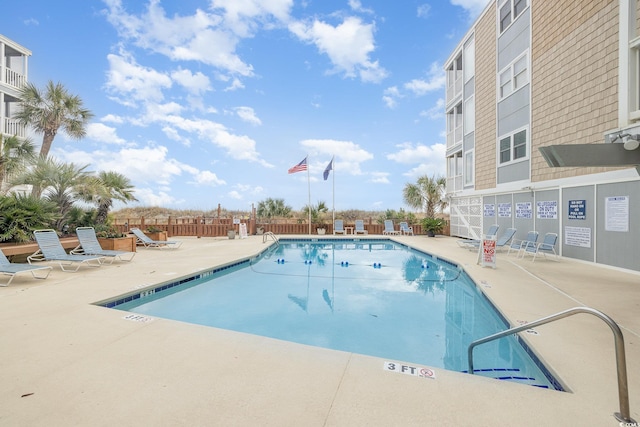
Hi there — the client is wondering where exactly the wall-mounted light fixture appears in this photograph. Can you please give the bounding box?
[611,133,640,151]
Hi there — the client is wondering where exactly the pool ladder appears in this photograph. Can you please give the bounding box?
[263,231,279,246]
[467,306,635,423]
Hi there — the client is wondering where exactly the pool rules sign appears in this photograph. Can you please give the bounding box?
[477,238,497,268]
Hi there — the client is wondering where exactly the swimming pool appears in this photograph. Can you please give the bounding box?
[101,238,562,390]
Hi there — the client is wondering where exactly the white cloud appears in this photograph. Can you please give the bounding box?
[450,0,491,20]
[289,16,387,83]
[300,139,373,175]
[105,52,172,104]
[370,171,390,184]
[101,114,124,124]
[131,187,183,207]
[86,123,127,145]
[171,68,212,95]
[417,4,432,18]
[192,170,226,186]
[228,190,242,200]
[211,0,293,36]
[404,62,445,96]
[235,106,262,125]
[386,142,446,178]
[103,0,254,77]
[383,86,401,109]
[349,0,373,14]
[419,98,445,120]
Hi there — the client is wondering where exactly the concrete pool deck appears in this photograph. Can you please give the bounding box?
[0,235,638,426]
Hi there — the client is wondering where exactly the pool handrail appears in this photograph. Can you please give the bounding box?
[263,231,279,246]
[467,306,635,423]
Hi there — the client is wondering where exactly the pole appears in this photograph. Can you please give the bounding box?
[332,156,335,226]
[307,156,311,235]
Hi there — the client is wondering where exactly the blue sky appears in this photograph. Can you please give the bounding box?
[1,0,489,212]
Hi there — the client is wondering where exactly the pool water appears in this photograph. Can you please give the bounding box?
[110,239,561,390]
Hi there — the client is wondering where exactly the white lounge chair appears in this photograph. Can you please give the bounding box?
[0,249,52,286]
[333,220,346,235]
[130,228,182,249]
[71,227,136,264]
[522,232,559,261]
[399,222,414,236]
[383,220,400,235]
[28,229,104,272]
[507,230,539,257]
[354,220,368,235]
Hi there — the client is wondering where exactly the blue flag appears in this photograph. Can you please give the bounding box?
[323,157,333,181]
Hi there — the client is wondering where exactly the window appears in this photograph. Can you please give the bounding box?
[499,0,528,33]
[499,70,512,98]
[499,129,528,164]
[464,151,474,186]
[498,53,528,100]
[464,96,475,134]
[463,37,475,83]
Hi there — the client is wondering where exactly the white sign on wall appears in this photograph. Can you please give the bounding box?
[516,202,532,219]
[536,200,558,219]
[564,226,591,248]
[605,196,629,232]
[498,203,511,217]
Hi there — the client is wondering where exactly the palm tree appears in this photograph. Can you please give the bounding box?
[11,158,93,230]
[87,171,137,225]
[403,174,447,218]
[302,201,329,227]
[15,80,94,159]
[256,198,292,223]
[0,134,36,193]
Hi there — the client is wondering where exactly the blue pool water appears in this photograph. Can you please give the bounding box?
[106,239,561,390]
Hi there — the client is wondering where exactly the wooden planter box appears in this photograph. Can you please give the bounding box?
[145,231,167,241]
[98,236,136,252]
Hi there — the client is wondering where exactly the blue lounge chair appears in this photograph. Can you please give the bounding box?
[71,227,136,264]
[333,220,346,235]
[382,220,400,235]
[0,249,52,286]
[522,232,559,261]
[457,224,499,247]
[399,222,414,235]
[354,220,368,235]
[131,228,182,249]
[28,229,104,272]
[507,230,539,257]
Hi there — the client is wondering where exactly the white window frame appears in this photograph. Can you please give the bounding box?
[497,127,529,166]
[497,52,529,101]
[630,36,640,121]
[464,95,475,135]
[464,150,474,186]
[463,36,475,84]
[498,0,529,34]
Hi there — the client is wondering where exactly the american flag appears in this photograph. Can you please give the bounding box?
[288,157,308,174]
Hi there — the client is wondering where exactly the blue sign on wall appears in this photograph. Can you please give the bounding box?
[568,200,586,220]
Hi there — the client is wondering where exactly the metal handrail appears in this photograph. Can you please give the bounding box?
[262,231,279,246]
[467,307,635,423]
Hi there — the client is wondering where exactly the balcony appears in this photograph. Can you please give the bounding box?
[3,68,26,89]
[2,118,26,138]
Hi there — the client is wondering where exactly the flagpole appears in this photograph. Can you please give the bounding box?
[332,156,335,226]
[307,155,311,235]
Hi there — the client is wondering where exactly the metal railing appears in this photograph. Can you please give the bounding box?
[262,231,279,245]
[467,307,635,423]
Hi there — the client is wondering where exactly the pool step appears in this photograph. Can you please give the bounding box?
[460,367,550,389]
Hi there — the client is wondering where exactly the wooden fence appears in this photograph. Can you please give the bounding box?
[112,217,450,237]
